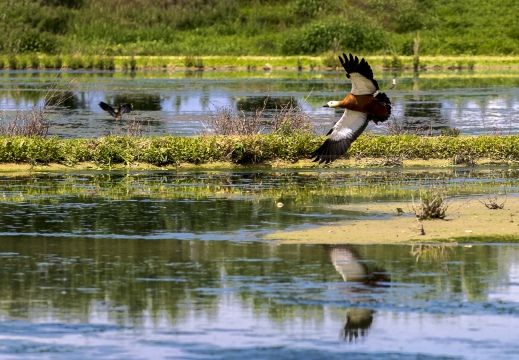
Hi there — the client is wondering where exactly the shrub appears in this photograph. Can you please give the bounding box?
[282,19,387,55]
[293,0,330,18]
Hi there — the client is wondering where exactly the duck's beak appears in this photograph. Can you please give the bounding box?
[323,104,329,108]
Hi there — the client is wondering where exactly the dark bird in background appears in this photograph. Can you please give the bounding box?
[311,53,392,164]
[99,101,133,119]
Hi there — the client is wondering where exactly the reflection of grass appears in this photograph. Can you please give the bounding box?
[1,170,517,204]
[410,243,456,263]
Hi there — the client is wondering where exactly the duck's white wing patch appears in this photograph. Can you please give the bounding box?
[311,110,369,164]
[349,73,378,95]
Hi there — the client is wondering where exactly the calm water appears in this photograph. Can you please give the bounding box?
[1,169,519,359]
[1,69,519,138]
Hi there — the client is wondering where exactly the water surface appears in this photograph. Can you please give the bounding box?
[1,69,519,138]
[1,169,519,359]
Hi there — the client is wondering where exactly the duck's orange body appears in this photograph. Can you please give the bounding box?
[337,94,389,117]
[311,53,392,164]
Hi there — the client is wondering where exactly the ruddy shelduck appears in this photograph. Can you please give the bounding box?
[311,53,392,164]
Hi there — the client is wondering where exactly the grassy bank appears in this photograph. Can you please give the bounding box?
[1,1,518,59]
[2,134,519,169]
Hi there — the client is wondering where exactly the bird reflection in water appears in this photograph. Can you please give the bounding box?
[327,245,390,342]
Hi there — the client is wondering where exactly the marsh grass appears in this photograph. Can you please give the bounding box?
[203,97,312,136]
[2,133,519,167]
[204,104,264,136]
[125,117,144,137]
[269,101,313,135]
[411,188,448,220]
[452,151,477,166]
[0,73,76,137]
[384,114,435,136]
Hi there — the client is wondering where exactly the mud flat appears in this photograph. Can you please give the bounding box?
[266,197,519,244]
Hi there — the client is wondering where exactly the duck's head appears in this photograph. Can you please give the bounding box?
[323,100,340,108]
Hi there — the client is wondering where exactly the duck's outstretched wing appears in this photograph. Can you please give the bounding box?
[118,103,133,115]
[311,109,369,164]
[99,101,117,118]
[339,53,379,96]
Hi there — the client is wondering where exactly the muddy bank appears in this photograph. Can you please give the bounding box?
[266,197,519,244]
[0,157,516,175]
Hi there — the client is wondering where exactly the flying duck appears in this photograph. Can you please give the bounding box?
[99,101,133,119]
[311,53,392,164]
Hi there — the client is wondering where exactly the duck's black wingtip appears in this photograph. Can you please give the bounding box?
[338,52,375,83]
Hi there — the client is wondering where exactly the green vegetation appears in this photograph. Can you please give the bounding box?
[3,133,519,167]
[0,0,518,64]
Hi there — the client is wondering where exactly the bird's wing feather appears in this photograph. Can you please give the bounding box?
[119,103,133,115]
[349,73,378,96]
[99,101,117,118]
[311,110,369,164]
[339,53,378,95]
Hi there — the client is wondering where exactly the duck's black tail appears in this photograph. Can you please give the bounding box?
[369,92,392,124]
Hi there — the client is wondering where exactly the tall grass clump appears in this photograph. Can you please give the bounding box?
[269,101,313,136]
[412,187,448,220]
[203,97,312,136]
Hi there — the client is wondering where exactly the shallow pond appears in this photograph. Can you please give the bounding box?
[1,69,519,138]
[1,168,519,359]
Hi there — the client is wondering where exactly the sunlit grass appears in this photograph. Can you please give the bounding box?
[3,134,519,167]
[1,133,519,180]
